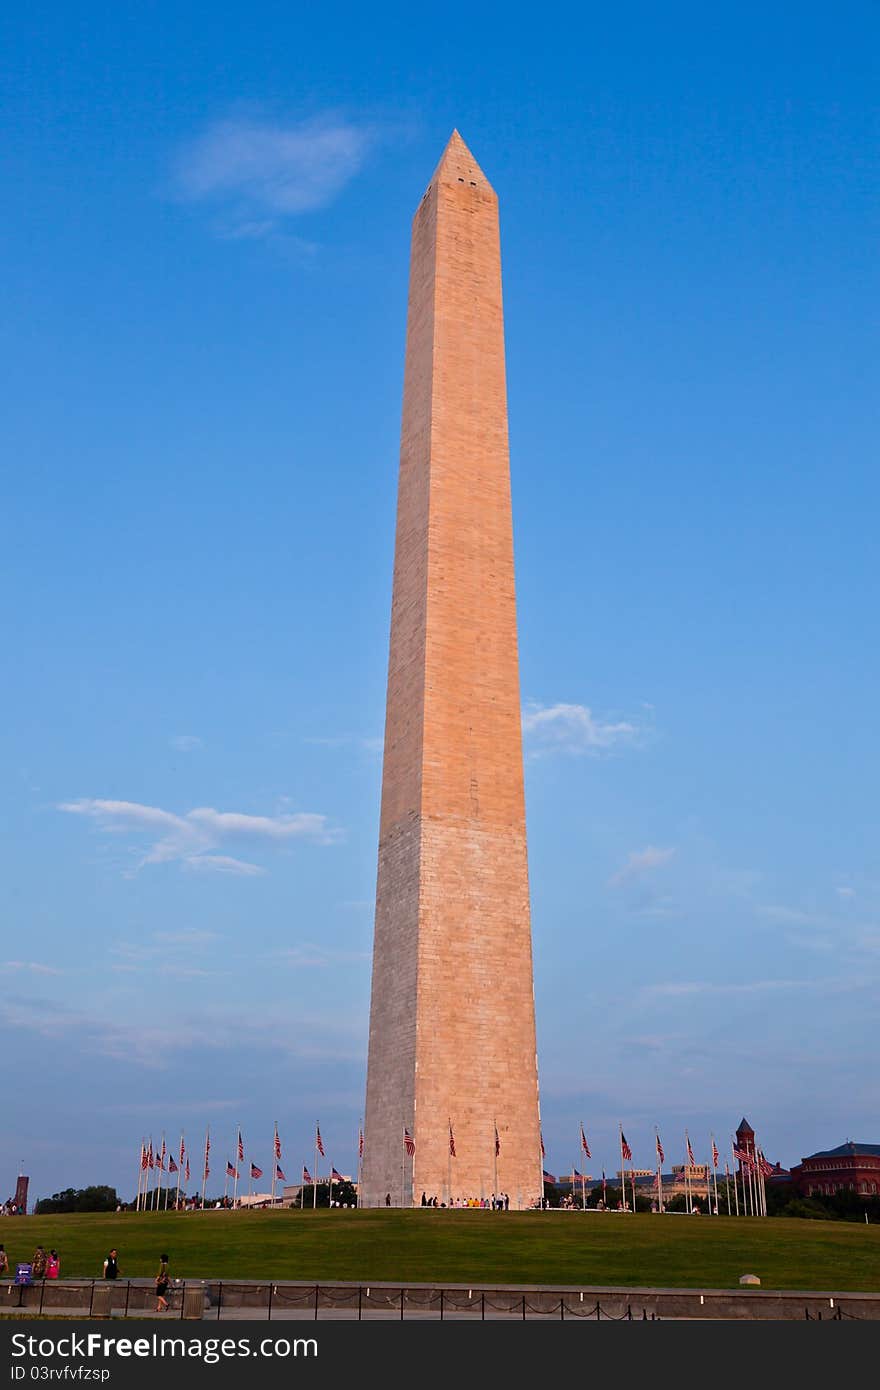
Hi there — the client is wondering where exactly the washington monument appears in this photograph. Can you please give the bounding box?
[362,132,541,1209]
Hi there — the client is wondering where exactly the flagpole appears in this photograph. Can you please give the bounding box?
[493,1119,499,1205]
[732,1137,740,1214]
[683,1133,691,1214]
[136,1141,143,1211]
[271,1123,279,1206]
[201,1129,209,1209]
[579,1130,585,1210]
[400,1125,405,1209]
[313,1128,318,1210]
[223,1163,230,1207]
[655,1129,663,1213]
[233,1129,241,1209]
[618,1126,624,1209]
[723,1161,731,1215]
[154,1132,164,1211]
[175,1135,183,1211]
[710,1134,719,1215]
[357,1118,363,1205]
[447,1118,452,1207]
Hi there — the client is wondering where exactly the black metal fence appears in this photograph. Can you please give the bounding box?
[3,1279,871,1320]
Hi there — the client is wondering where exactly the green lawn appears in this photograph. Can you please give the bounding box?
[3,1210,879,1291]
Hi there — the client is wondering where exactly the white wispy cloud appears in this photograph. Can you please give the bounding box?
[305,734,383,755]
[170,735,203,752]
[522,701,639,756]
[643,978,810,999]
[3,961,62,976]
[608,845,675,889]
[0,994,365,1068]
[174,112,375,239]
[58,797,338,875]
[183,855,266,877]
[275,944,370,969]
[757,904,817,925]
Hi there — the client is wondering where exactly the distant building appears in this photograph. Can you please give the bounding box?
[790,1142,880,1198]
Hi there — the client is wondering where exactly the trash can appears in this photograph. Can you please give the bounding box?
[182,1281,205,1320]
[91,1285,113,1319]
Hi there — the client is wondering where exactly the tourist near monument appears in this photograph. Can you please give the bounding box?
[361,132,542,1209]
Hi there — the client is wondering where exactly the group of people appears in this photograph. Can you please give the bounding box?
[416,1192,511,1209]
[0,1244,61,1279]
[0,1244,170,1313]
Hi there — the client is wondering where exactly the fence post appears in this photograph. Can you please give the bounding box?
[522,1295,526,1320]
[124,1281,131,1319]
[178,1282,184,1321]
[481,1292,485,1321]
[314,1284,319,1320]
[400,1288,404,1321]
[358,1286,362,1321]
[627,1304,632,1320]
[267,1283,274,1321]
[88,1281,95,1317]
[38,1280,46,1316]
[216,1281,223,1321]
[440,1289,444,1322]
[596,1301,601,1321]
[560,1298,564,1321]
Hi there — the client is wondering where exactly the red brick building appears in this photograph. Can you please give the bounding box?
[790,1142,880,1198]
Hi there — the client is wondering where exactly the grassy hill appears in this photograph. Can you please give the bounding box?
[3,1209,879,1291]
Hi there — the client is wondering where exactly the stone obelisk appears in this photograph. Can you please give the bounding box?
[362,132,541,1210]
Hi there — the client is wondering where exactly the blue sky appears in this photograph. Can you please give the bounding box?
[2,2,878,1202]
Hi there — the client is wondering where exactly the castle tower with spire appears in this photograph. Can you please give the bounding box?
[361,132,542,1208]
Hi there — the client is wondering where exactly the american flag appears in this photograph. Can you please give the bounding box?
[759,1154,773,1178]
[448,1123,456,1158]
[712,1139,720,1169]
[542,1169,556,1184]
[404,1128,415,1156]
[148,1141,154,1169]
[331,1167,344,1181]
[620,1131,632,1162]
[237,1131,244,1163]
[274,1125,282,1161]
[275,1164,286,1182]
[540,1133,545,1158]
[580,1124,591,1159]
[656,1133,665,1164]
[185,1158,190,1183]
[686,1134,696,1166]
[157,1149,165,1172]
[203,1131,211,1180]
[140,1144,148,1172]
[316,1125,325,1157]
[495,1125,501,1157]
[358,1128,364,1159]
[179,1137,186,1163]
[226,1161,238,1179]
[302,1165,312,1184]
[168,1156,178,1174]
[250,1163,263,1180]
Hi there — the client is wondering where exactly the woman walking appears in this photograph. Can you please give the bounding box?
[155,1254,170,1313]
